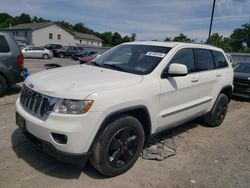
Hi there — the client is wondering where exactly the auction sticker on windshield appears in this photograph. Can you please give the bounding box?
[146,52,166,58]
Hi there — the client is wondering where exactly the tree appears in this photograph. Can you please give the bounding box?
[131,33,136,41]
[208,33,232,52]
[16,13,31,24]
[173,33,191,42]
[122,35,131,43]
[0,13,12,23]
[101,32,113,46]
[112,32,122,46]
[73,23,85,33]
[164,37,171,41]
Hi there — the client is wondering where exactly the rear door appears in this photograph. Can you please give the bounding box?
[0,32,24,85]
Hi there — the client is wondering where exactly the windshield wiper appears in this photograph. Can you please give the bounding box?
[102,63,128,72]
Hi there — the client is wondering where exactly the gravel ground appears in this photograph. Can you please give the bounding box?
[0,58,250,188]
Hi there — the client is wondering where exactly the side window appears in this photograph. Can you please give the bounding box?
[212,51,228,68]
[169,48,195,73]
[195,49,214,71]
[0,35,10,53]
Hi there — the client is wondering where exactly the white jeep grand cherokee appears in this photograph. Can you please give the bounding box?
[16,41,233,176]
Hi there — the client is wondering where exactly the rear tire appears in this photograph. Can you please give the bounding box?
[90,116,145,177]
[42,54,49,59]
[0,75,7,96]
[203,94,228,127]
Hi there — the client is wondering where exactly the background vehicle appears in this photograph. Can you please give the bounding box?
[0,31,27,95]
[22,46,53,59]
[71,51,89,60]
[55,46,78,58]
[233,63,250,98]
[43,44,62,56]
[16,42,233,176]
[18,44,29,50]
[79,52,101,64]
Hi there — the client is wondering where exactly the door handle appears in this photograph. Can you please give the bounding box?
[216,73,221,77]
[191,77,199,82]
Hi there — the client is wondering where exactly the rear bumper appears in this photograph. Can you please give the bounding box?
[23,130,90,168]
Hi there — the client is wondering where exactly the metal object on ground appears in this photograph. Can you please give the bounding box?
[142,133,176,161]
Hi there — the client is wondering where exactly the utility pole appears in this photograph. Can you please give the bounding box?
[208,0,216,43]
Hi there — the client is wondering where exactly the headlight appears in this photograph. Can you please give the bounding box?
[53,99,94,114]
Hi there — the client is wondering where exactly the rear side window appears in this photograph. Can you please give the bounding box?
[212,51,228,68]
[169,48,195,73]
[195,49,214,71]
[0,35,10,53]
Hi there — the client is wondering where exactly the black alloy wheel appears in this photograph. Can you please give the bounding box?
[215,96,228,125]
[107,127,139,168]
[90,116,145,177]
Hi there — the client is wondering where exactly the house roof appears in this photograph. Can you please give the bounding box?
[73,32,102,42]
[3,22,54,30]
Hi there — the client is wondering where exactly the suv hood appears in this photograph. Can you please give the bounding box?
[25,65,143,99]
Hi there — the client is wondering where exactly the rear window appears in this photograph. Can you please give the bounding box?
[212,51,228,68]
[0,35,10,53]
[195,49,214,71]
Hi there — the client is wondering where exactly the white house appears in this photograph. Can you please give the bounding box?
[3,22,102,47]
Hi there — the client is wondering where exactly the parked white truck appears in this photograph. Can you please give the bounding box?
[16,41,233,176]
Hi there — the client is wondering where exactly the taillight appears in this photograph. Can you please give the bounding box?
[18,54,24,68]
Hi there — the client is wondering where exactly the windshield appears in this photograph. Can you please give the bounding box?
[234,63,250,73]
[91,44,171,75]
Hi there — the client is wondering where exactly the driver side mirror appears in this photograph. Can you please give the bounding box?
[162,63,188,78]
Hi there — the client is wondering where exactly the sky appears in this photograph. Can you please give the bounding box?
[0,0,250,41]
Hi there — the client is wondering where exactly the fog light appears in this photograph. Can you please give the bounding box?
[51,133,67,144]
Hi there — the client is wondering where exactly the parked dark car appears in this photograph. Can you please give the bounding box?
[43,44,62,56]
[71,51,88,60]
[0,32,27,95]
[55,46,79,58]
[233,63,250,98]
[72,51,98,60]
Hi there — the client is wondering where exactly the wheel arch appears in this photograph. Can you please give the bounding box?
[88,105,152,152]
[0,71,10,86]
[219,85,233,102]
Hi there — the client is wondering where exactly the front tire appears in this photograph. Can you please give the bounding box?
[204,94,228,127]
[90,116,145,177]
[0,75,7,96]
[42,53,49,59]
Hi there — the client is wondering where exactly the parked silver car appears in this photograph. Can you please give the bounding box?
[22,46,53,59]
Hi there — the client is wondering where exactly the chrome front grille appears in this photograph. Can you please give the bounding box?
[20,85,58,120]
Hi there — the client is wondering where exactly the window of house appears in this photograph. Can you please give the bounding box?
[49,33,53,39]
[0,35,10,53]
[57,34,61,40]
[12,32,15,36]
[16,31,18,36]
[80,40,82,43]
[212,51,228,68]
[169,48,195,73]
[194,49,214,71]
[25,31,27,37]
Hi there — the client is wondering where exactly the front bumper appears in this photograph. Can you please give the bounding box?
[15,97,104,154]
[23,130,90,167]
